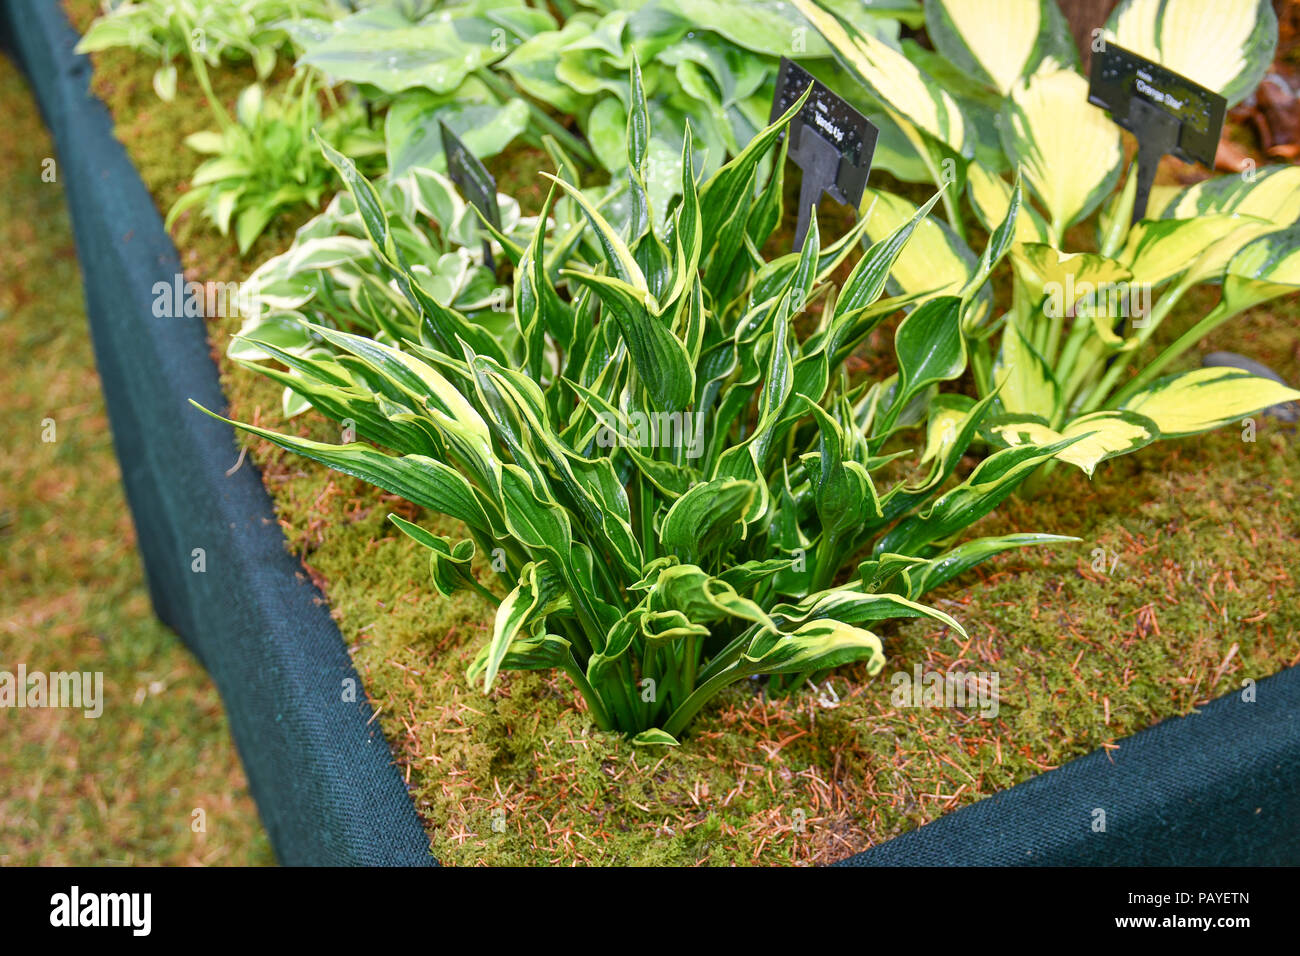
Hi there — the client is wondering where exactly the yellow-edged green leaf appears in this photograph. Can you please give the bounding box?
[907,532,1078,598]
[744,619,884,677]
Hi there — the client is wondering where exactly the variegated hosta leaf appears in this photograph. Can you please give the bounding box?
[906,533,1079,598]
[1119,213,1272,287]
[991,410,1159,476]
[387,514,481,598]
[1001,66,1123,241]
[890,296,968,418]
[967,164,1050,245]
[1217,224,1300,313]
[994,320,1060,416]
[920,395,975,465]
[877,440,1073,555]
[769,587,965,636]
[660,479,756,563]
[1160,165,1300,223]
[792,0,968,156]
[1104,0,1277,107]
[1009,244,1134,324]
[1120,367,1300,438]
[190,402,497,532]
[1150,169,1300,285]
[478,560,570,691]
[859,189,981,308]
[744,620,885,677]
[925,0,1076,95]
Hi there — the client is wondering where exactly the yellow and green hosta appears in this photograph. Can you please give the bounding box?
[800,0,1300,479]
[197,66,1083,740]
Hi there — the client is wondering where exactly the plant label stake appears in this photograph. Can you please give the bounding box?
[440,121,502,271]
[769,57,877,252]
[1088,44,1226,224]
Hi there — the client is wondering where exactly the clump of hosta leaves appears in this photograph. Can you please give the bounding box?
[166,74,383,254]
[797,0,1300,481]
[197,64,1076,742]
[76,0,344,101]
[234,163,544,416]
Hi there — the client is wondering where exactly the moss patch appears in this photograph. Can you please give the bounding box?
[65,0,1300,865]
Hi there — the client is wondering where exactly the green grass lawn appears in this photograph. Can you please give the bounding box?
[0,53,273,866]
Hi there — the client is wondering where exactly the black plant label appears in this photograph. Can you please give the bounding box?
[771,57,877,206]
[441,121,502,270]
[1088,43,1226,168]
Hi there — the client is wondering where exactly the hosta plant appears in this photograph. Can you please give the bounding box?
[76,0,345,101]
[166,73,384,254]
[195,66,1077,742]
[236,161,544,415]
[286,0,915,214]
[796,0,1300,479]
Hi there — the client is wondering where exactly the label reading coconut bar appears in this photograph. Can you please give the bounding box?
[770,57,878,251]
[1088,43,1226,222]
[440,121,503,271]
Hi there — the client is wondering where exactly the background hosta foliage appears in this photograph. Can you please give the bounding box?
[288,0,915,216]
[237,160,541,414]
[797,0,1300,479]
[167,74,383,253]
[199,68,1075,741]
[77,0,346,100]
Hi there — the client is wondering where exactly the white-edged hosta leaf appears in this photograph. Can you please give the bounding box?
[992,409,1159,476]
[387,514,480,598]
[1120,367,1300,437]
[877,440,1073,554]
[480,560,567,691]
[926,0,1076,95]
[1001,66,1123,241]
[891,296,967,413]
[1105,0,1278,107]
[907,532,1079,597]
[189,401,495,531]
[770,587,965,635]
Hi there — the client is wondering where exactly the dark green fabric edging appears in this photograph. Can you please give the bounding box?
[0,0,435,867]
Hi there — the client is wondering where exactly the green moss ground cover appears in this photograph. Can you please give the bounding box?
[63,0,1300,865]
[0,50,273,865]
